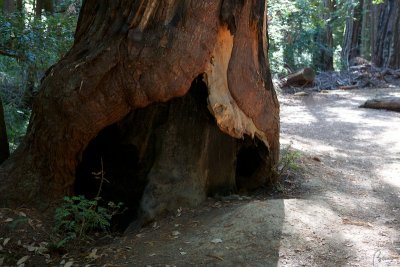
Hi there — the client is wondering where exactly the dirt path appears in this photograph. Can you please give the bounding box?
[279,89,400,266]
[1,88,400,266]
[278,88,400,266]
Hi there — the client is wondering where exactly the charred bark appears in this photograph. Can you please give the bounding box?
[75,76,256,228]
[0,0,279,223]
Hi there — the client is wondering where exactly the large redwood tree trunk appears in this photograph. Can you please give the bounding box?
[0,0,279,222]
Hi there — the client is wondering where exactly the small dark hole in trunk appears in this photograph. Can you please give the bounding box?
[236,146,262,177]
[235,137,268,191]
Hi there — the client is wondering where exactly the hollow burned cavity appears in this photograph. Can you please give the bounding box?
[74,124,147,231]
[74,75,272,232]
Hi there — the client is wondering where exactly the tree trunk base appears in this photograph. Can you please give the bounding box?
[74,76,275,231]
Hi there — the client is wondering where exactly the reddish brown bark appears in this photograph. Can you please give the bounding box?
[0,0,279,220]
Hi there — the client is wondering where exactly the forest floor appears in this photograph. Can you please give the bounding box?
[1,86,400,266]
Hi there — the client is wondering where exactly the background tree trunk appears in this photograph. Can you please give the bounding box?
[0,96,9,164]
[283,34,295,70]
[0,0,279,223]
[361,0,372,60]
[35,0,54,16]
[371,0,400,69]
[313,0,335,71]
[3,0,16,12]
[16,0,22,11]
[341,0,400,69]
[341,0,363,68]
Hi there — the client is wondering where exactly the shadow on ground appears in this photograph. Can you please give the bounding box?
[97,199,285,266]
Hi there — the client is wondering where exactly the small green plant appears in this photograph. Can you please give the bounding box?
[273,142,303,193]
[54,195,122,237]
[51,159,123,249]
[277,142,303,178]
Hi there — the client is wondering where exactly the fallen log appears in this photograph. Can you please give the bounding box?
[393,70,400,78]
[281,67,315,87]
[360,96,400,112]
[339,85,359,90]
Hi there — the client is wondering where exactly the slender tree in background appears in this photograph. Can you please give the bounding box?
[0,96,9,164]
[2,0,23,12]
[35,0,54,17]
[3,0,15,12]
[283,32,295,69]
[313,0,335,70]
[21,0,55,107]
[341,0,363,67]
[0,0,280,224]
[361,0,372,59]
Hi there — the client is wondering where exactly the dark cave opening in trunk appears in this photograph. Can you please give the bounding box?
[236,146,262,178]
[235,137,270,192]
[74,74,272,232]
[74,123,148,232]
[74,75,217,232]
